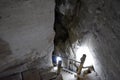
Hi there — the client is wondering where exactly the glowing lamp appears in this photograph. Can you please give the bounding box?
[56,56,62,64]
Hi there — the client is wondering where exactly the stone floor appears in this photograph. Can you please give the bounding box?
[0,67,101,80]
[0,67,63,80]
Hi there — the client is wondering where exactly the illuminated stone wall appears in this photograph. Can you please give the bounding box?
[54,0,120,80]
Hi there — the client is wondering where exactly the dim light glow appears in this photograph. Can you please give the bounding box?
[76,45,94,66]
[56,56,62,64]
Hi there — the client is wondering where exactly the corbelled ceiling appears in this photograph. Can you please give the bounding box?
[0,0,120,80]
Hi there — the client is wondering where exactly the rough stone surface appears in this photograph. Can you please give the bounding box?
[54,0,120,80]
[0,0,55,77]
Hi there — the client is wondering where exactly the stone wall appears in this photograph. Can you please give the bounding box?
[0,0,55,77]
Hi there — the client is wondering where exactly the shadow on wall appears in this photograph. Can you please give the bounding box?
[0,38,12,60]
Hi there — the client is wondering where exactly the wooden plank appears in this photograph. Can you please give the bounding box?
[22,69,41,80]
[0,73,22,80]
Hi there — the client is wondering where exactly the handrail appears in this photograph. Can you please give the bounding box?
[53,55,81,63]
